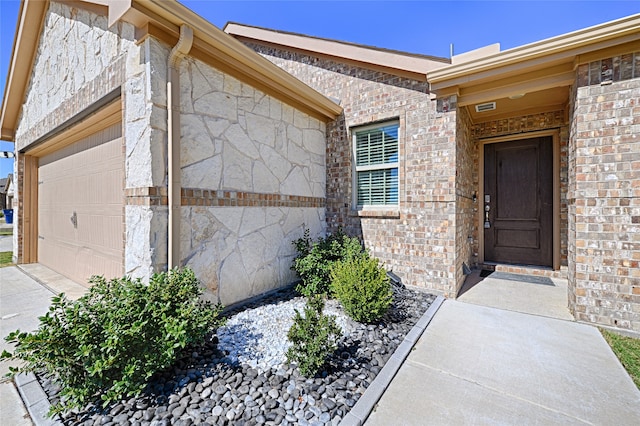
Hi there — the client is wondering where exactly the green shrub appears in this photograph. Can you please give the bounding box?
[292,228,364,297]
[1,268,224,416]
[331,254,393,323]
[286,295,341,377]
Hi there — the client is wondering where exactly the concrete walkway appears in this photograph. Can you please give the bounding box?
[0,219,13,252]
[0,235,12,252]
[1,264,87,426]
[458,269,574,320]
[366,300,640,425]
[1,267,54,426]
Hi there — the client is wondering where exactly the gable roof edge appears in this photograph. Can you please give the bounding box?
[224,22,450,77]
[0,0,48,141]
[1,0,342,142]
[129,1,342,121]
[428,13,640,87]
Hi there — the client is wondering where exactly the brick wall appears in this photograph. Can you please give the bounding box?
[244,42,461,295]
[570,52,640,331]
[455,106,476,291]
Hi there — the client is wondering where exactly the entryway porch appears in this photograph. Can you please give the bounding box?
[458,265,573,320]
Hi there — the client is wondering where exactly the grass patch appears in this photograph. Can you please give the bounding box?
[0,229,13,236]
[601,328,640,389]
[0,251,14,268]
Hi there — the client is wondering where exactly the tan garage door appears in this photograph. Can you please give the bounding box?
[38,123,124,285]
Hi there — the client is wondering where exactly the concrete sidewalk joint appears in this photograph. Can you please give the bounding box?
[339,295,446,426]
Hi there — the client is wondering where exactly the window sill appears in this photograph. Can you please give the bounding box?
[348,209,400,219]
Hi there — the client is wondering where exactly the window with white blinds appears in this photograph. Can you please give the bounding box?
[353,122,399,206]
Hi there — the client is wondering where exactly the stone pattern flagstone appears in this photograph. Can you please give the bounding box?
[176,55,327,305]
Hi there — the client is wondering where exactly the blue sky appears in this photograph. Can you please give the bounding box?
[0,0,638,179]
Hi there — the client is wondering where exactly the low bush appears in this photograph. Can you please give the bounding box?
[2,268,224,416]
[291,228,364,297]
[286,295,341,377]
[331,254,393,323]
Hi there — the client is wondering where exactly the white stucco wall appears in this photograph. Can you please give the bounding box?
[177,56,327,305]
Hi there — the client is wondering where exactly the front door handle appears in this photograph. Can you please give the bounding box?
[484,199,491,229]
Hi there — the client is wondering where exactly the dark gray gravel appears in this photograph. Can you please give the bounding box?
[40,283,435,425]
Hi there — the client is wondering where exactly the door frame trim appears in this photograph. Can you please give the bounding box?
[478,129,560,270]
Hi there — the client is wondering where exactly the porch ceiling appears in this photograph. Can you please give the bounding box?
[432,54,577,123]
[468,86,570,123]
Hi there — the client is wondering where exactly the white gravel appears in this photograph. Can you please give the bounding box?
[216,297,353,372]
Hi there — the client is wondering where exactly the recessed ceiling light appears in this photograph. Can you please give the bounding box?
[509,93,525,100]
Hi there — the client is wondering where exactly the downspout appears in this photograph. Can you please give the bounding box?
[167,25,193,269]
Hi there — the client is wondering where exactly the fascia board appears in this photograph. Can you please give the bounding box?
[0,0,342,142]
[133,0,342,120]
[428,14,640,85]
[456,72,576,107]
[0,0,49,142]
[224,22,450,75]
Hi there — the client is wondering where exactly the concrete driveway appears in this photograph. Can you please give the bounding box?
[0,235,12,252]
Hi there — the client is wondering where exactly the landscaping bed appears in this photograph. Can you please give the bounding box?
[41,283,435,425]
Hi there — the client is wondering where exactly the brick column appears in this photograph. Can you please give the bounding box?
[569,53,640,332]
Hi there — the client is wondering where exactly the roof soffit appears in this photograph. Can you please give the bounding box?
[0,0,341,141]
[428,13,640,121]
[118,0,343,121]
[1,0,48,141]
[224,22,450,78]
[428,14,640,89]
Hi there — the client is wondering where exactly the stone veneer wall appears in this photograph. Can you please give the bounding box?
[172,55,327,305]
[244,42,462,296]
[124,35,169,280]
[11,2,142,271]
[11,2,328,305]
[569,53,640,332]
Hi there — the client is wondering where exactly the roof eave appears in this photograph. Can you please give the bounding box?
[0,0,341,141]
[144,0,342,120]
[0,0,48,142]
[224,22,450,78]
[114,0,343,121]
[428,13,640,87]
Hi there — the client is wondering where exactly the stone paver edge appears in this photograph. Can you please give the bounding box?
[15,294,447,426]
[339,295,446,426]
[15,372,62,426]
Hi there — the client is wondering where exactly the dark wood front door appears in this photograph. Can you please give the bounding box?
[484,137,553,266]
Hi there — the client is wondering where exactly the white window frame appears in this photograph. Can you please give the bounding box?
[352,120,400,208]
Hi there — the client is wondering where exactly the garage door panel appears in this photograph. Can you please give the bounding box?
[38,123,124,285]
[77,214,123,252]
